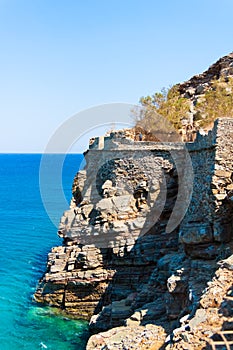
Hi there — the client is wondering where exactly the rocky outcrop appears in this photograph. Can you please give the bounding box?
[177,52,233,128]
[34,117,233,349]
[33,51,233,349]
[86,252,233,350]
[34,143,184,321]
[86,324,167,350]
[178,52,233,97]
[164,252,233,349]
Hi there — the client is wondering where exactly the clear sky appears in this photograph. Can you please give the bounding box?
[1,0,233,152]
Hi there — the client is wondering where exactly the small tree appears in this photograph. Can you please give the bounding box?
[134,85,190,136]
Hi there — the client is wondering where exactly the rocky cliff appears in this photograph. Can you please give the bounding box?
[177,52,233,98]
[177,52,233,129]
[34,115,233,349]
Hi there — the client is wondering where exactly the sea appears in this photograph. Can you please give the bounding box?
[0,154,89,350]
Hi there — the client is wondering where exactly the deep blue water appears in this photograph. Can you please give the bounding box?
[0,154,88,350]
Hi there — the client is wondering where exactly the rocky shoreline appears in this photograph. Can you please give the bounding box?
[34,117,233,349]
[35,55,233,349]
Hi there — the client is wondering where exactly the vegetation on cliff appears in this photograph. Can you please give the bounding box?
[134,55,233,133]
[196,77,233,126]
[134,85,190,132]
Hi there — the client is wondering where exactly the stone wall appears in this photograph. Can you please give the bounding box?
[179,119,233,258]
[34,118,233,344]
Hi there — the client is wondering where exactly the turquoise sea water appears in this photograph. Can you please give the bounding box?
[0,154,88,350]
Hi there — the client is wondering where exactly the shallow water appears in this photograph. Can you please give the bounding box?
[0,154,88,350]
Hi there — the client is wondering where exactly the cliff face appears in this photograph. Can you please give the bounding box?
[178,52,233,96]
[34,118,233,348]
[177,52,233,128]
[87,254,233,349]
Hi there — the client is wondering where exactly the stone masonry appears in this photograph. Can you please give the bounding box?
[34,118,233,348]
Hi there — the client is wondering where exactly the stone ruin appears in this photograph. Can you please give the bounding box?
[34,118,233,349]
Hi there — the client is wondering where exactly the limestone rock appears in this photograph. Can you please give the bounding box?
[34,114,233,349]
[86,325,167,350]
[179,223,213,245]
[166,254,233,349]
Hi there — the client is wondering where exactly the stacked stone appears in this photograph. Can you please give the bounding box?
[34,118,233,350]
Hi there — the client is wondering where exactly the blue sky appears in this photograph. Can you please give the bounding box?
[0,0,233,152]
